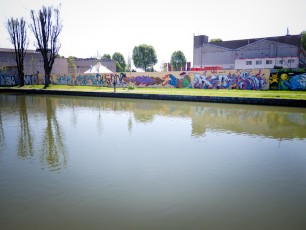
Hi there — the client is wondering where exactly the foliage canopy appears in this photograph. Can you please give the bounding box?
[112,52,126,72]
[301,31,306,50]
[132,44,157,72]
[170,51,186,71]
[209,38,223,43]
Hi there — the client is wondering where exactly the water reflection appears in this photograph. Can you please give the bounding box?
[70,104,78,128]
[54,96,305,140]
[0,94,305,167]
[128,116,133,134]
[1,94,306,229]
[97,107,103,135]
[17,96,34,158]
[0,108,4,151]
[190,104,306,139]
[41,97,67,171]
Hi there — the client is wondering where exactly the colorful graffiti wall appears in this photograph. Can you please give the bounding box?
[269,69,306,90]
[0,73,42,86]
[1,69,270,90]
[51,69,269,90]
[0,74,18,86]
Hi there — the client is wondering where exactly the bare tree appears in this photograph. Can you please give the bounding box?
[30,5,63,88]
[6,17,28,86]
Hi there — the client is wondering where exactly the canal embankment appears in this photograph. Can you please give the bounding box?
[1,88,305,107]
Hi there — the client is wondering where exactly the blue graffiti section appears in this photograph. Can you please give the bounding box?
[55,75,73,85]
[193,71,267,90]
[0,74,18,86]
[54,74,100,86]
[24,75,38,85]
[53,73,129,87]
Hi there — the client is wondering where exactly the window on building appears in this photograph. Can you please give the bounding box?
[246,61,252,65]
[288,59,295,63]
[256,60,262,65]
[266,60,272,64]
[278,60,283,64]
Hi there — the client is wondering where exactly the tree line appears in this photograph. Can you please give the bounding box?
[6,4,188,88]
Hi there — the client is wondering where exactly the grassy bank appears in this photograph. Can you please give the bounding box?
[3,85,306,100]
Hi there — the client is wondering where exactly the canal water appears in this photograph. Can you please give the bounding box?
[0,93,306,230]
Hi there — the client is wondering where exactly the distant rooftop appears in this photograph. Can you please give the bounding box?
[0,48,36,53]
[208,34,301,49]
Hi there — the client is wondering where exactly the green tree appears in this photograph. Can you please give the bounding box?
[170,51,186,71]
[101,54,112,61]
[160,60,167,72]
[6,17,28,86]
[112,52,126,72]
[30,5,63,88]
[301,31,306,50]
[126,54,132,72]
[132,44,157,72]
[210,38,222,43]
[67,56,76,73]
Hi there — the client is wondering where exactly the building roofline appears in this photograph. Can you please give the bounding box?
[204,34,301,50]
[0,48,37,53]
[236,56,298,60]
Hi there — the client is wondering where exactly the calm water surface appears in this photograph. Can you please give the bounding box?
[0,93,306,229]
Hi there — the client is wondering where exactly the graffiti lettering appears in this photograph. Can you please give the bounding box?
[126,75,163,86]
[192,71,267,90]
[0,75,18,86]
[269,71,306,90]
[5,69,298,91]
[24,75,38,85]
[162,72,192,88]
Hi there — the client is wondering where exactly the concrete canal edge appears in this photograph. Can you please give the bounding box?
[1,88,306,108]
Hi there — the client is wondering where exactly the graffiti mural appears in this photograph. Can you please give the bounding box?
[50,70,270,90]
[269,70,306,90]
[2,69,271,90]
[0,74,18,86]
[193,70,267,90]
[24,75,38,85]
[162,72,192,88]
[126,75,164,87]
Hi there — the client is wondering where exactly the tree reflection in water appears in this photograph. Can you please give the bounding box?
[41,97,67,171]
[128,116,133,135]
[97,107,103,136]
[70,103,78,128]
[0,109,4,151]
[18,96,34,158]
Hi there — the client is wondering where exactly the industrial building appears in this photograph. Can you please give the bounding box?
[0,48,116,75]
[193,34,306,70]
[0,48,67,75]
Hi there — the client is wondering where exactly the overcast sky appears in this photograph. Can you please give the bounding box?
[1,0,306,69]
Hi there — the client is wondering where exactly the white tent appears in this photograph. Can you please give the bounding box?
[84,62,112,74]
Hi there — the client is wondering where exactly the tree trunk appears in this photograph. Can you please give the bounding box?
[44,74,50,88]
[17,62,25,87]
[44,62,51,88]
[19,72,25,87]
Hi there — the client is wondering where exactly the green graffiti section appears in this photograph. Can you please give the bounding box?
[269,69,306,90]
